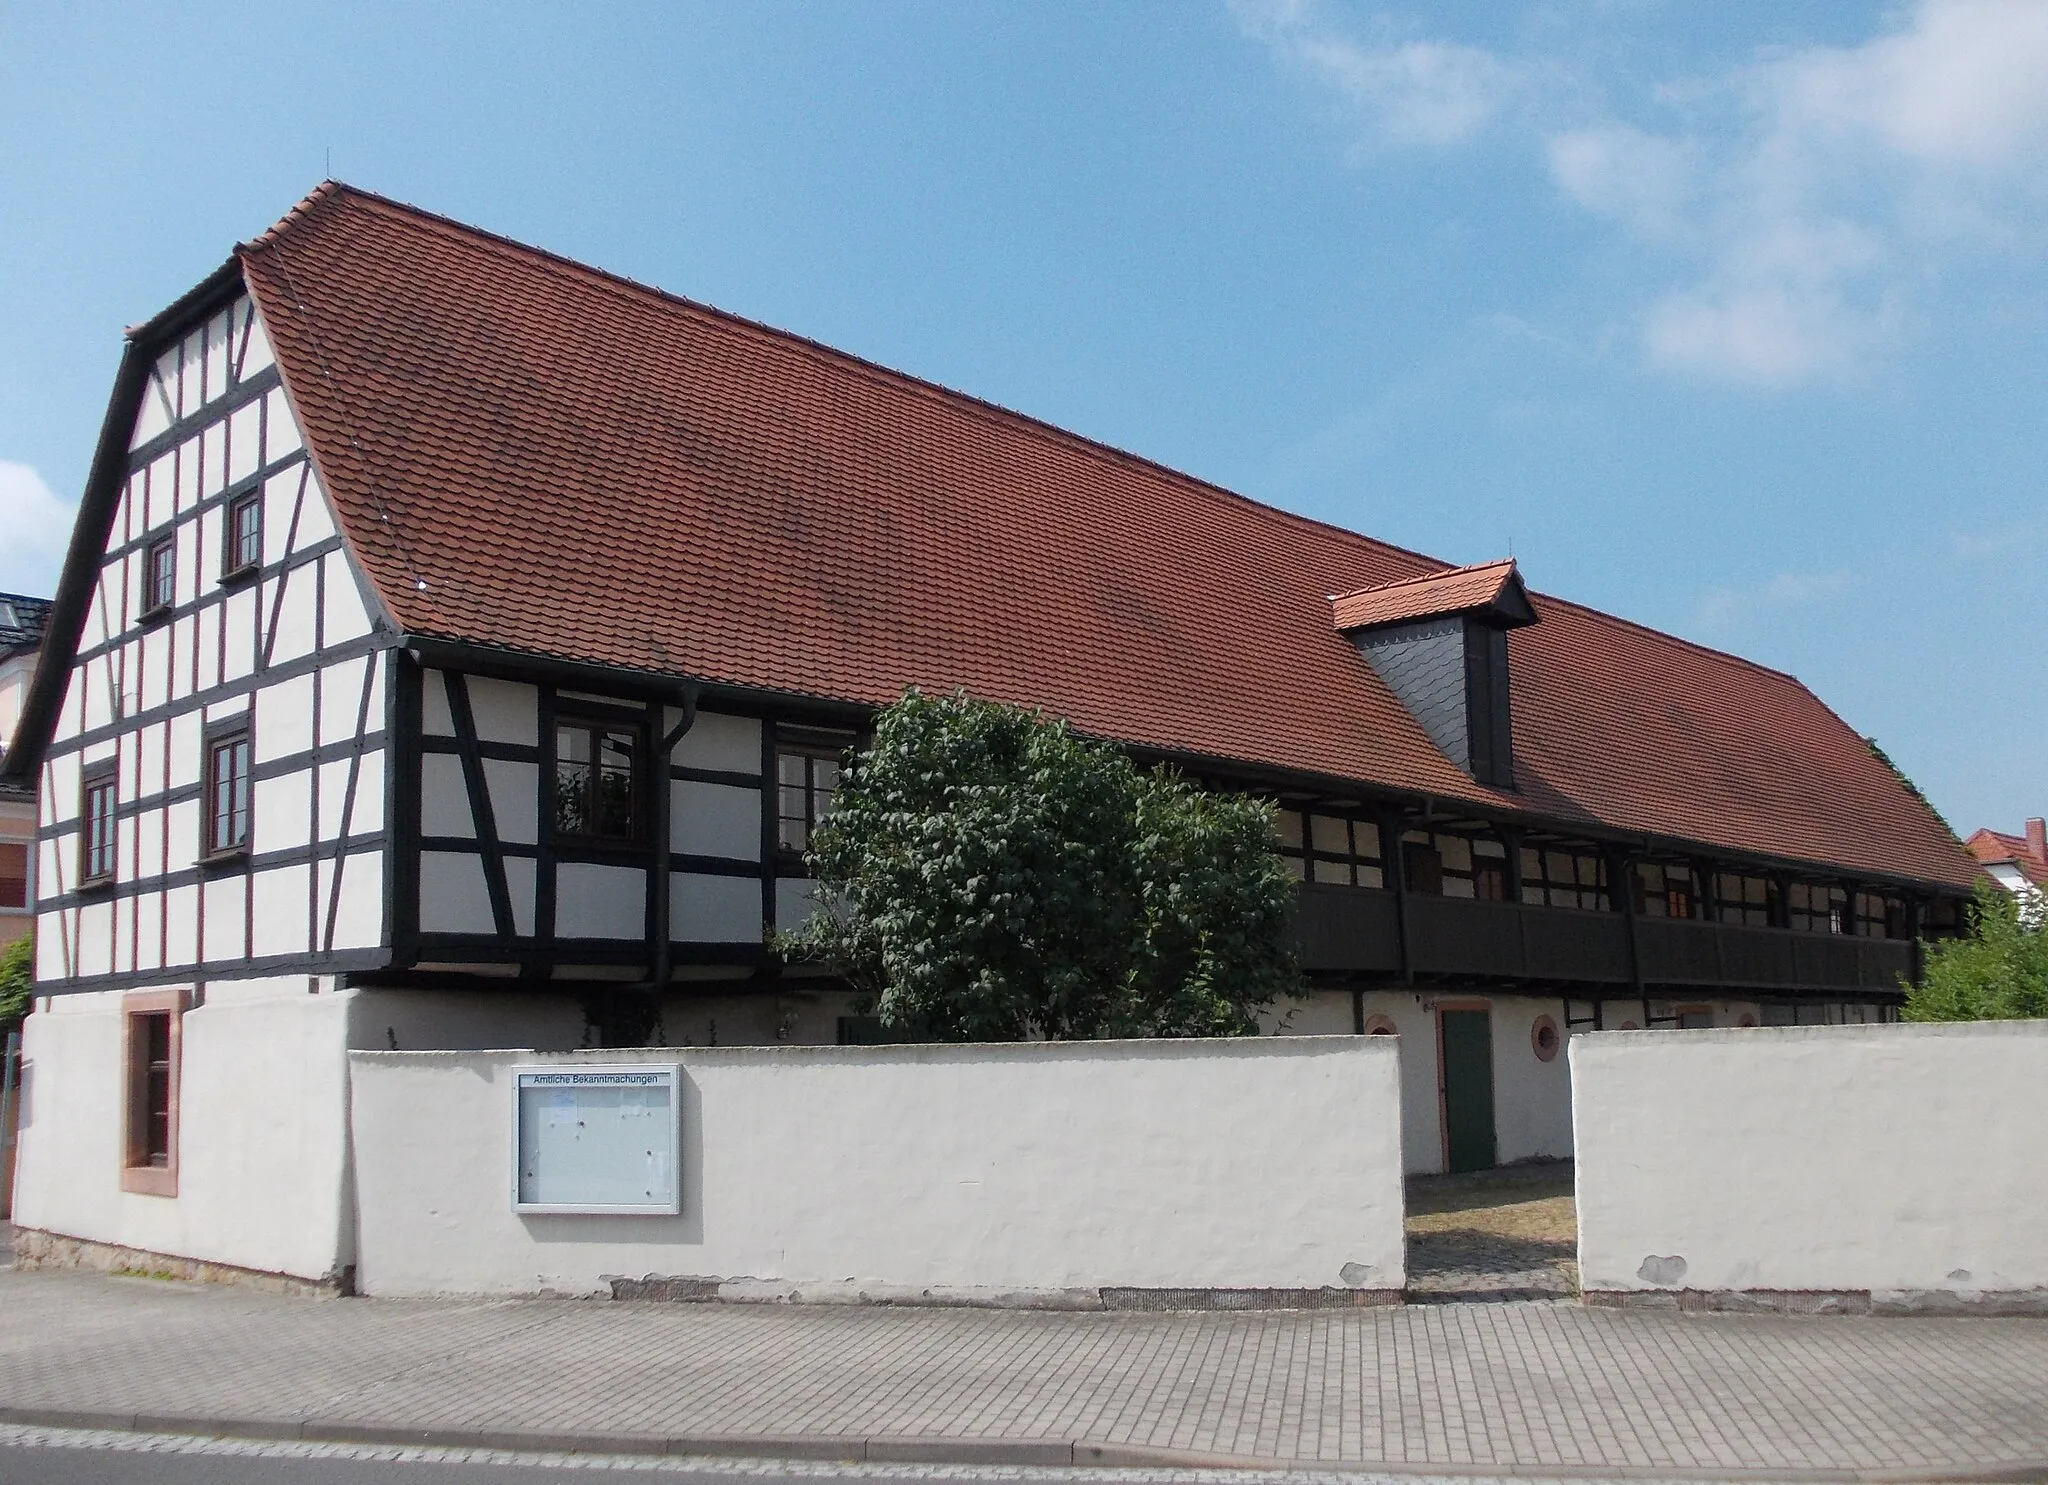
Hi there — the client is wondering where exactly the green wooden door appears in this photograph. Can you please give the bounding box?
[1440,1009,1497,1173]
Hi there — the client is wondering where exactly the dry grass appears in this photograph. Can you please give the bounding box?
[1405,1161,1577,1244]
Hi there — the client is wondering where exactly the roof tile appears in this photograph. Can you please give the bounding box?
[238,185,1977,890]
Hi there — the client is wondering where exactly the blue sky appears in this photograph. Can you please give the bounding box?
[2,1,2043,837]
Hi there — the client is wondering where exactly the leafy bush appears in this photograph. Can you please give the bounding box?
[1903,882,2048,1021]
[778,690,1302,1040]
[0,935,32,1029]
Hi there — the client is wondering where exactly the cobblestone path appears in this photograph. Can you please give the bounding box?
[1404,1160,1579,1303]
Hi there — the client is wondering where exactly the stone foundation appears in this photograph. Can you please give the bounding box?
[1583,1286,2048,1316]
[605,1274,1404,1310]
[11,1227,352,1298]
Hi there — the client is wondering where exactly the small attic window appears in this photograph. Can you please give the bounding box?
[1331,560,1536,790]
[0,601,17,629]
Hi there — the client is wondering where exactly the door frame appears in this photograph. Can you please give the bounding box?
[1433,997,1493,1174]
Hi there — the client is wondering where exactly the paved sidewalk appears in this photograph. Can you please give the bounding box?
[1,1270,2045,1479]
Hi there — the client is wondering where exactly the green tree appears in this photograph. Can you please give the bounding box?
[779,689,1302,1040]
[1903,882,2048,1022]
[0,935,32,1030]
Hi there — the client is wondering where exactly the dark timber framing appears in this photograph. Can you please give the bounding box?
[15,259,1972,1015]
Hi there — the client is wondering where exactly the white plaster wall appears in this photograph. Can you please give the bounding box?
[349,1035,1407,1299]
[1359,992,1445,1174]
[12,980,355,1283]
[1492,997,1571,1165]
[672,873,761,942]
[674,711,760,774]
[557,863,646,939]
[656,987,857,1048]
[347,988,587,1054]
[1574,1021,2048,1297]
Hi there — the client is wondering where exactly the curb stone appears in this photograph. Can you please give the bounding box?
[3,1406,2047,1482]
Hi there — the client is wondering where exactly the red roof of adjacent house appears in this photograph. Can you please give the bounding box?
[1965,829,2048,887]
[1330,560,1529,632]
[235,184,1976,890]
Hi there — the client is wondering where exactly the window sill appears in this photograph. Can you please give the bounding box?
[136,604,174,629]
[217,563,260,589]
[199,845,249,869]
[75,874,117,895]
[120,1165,178,1198]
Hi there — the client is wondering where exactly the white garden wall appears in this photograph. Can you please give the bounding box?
[13,979,355,1284]
[1574,1021,2048,1308]
[349,1034,1407,1301]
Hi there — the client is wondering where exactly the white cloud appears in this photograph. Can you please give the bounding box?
[1546,125,1693,243]
[1773,0,2048,171]
[0,461,79,598]
[1693,569,1852,631]
[1238,0,2048,385]
[1230,0,1522,149]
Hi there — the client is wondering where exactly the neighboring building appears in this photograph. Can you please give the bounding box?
[0,593,53,951]
[1965,818,2047,902]
[1,185,1980,1288]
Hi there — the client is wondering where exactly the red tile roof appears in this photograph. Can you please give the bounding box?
[237,184,1977,891]
[1965,829,2048,887]
[1331,560,1527,632]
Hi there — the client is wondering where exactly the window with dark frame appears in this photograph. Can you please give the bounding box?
[1520,844,1609,910]
[80,768,117,885]
[1855,890,1908,940]
[131,1012,174,1167]
[1402,835,1444,895]
[121,991,182,1196]
[0,841,28,909]
[1405,830,1508,900]
[1632,862,1698,919]
[1714,870,1780,928]
[204,724,252,857]
[224,490,262,578]
[553,718,642,843]
[1275,811,1384,888]
[1786,881,1848,934]
[777,747,842,857]
[144,536,176,615]
[1921,896,1964,939]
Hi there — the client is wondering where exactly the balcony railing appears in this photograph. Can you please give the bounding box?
[1292,881,1916,996]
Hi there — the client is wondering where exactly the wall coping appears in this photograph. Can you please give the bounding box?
[1571,1019,2048,1051]
[346,1032,1399,1069]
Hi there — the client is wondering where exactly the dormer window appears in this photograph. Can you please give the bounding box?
[1331,559,1536,789]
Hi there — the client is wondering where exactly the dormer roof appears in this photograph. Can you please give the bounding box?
[1330,560,1536,634]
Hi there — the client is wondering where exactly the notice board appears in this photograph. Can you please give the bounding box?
[512,1065,681,1214]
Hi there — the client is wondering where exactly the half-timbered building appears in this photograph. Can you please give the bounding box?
[3,185,1978,1288]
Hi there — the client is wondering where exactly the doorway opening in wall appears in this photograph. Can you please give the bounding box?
[1405,1158,1577,1304]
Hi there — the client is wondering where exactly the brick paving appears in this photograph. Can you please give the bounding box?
[0,1271,2045,1475]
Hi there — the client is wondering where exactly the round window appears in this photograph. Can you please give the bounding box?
[1530,1014,1560,1062]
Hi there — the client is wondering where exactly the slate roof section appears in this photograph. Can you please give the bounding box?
[0,593,52,663]
[233,183,1976,891]
[1331,560,1534,633]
